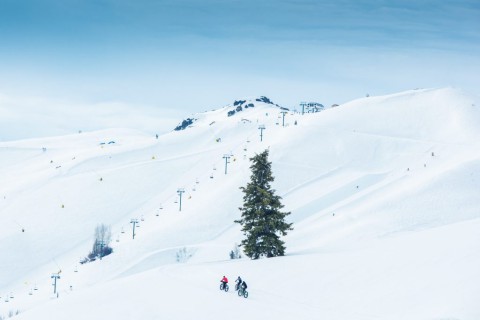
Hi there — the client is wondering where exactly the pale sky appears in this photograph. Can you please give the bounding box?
[0,0,479,129]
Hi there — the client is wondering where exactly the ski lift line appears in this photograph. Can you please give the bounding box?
[206,141,244,173]
[51,258,63,276]
[112,127,254,225]
[199,141,246,182]
[173,128,251,186]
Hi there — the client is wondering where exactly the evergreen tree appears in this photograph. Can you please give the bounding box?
[235,149,293,259]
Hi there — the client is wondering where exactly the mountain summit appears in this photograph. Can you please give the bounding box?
[174,96,287,131]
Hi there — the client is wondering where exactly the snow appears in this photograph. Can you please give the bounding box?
[1,88,479,319]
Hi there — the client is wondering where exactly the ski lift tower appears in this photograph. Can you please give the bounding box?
[280,111,288,127]
[177,188,185,211]
[223,154,231,174]
[299,102,307,115]
[258,125,266,142]
[130,218,139,239]
[51,273,61,295]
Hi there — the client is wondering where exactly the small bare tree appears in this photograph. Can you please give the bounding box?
[176,247,192,263]
[229,243,242,259]
[89,224,113,260]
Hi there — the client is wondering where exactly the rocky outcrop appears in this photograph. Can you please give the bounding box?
[174,118,197,131]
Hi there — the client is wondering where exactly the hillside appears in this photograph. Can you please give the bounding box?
[1,88,479,320]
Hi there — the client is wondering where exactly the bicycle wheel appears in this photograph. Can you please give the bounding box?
[219,283,224,291]
[243,290,248,298]
[237,289,242,296]
[224,284,229,292]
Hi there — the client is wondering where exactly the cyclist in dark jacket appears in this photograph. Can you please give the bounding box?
[241,281,247,290]
[235,276,242,290]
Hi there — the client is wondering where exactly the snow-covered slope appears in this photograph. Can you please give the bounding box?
[1,89,479,319]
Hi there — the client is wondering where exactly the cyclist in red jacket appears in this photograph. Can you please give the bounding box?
[220,276,228,290]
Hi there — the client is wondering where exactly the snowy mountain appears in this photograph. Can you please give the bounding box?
[173,96,287,131]
[1,88,479,320]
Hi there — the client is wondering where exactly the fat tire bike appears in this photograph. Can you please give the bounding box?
[238,287,248,298]
[219,282,229,292]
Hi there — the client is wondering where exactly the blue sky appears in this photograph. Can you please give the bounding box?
[0,0,479,114]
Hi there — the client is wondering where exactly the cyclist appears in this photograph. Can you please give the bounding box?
[220,275,228,290]
[235,276,242,291]
[241,280,247,292]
